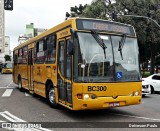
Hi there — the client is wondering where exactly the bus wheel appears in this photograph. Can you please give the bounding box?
[47,84,57,108]
[18,78,23,91]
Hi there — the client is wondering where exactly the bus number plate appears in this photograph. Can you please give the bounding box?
[109,102,119,107]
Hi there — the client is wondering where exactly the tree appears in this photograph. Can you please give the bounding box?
[82,0,116,20]
[115,0,160,74]
[67,0,160,74]
[82,0,160,74]
[82,0,107,19]
[4,54,11,62]
[65,4,87,19]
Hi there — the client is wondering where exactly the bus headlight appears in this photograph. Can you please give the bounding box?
[134,91,139,96]
[130,91,140,96]
[130,92,134,96]
[84,94,89,99]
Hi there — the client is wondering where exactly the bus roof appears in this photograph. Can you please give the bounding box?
[13,17,134,51]
[2,61,12,64]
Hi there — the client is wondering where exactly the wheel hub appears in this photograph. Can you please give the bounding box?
[49,89,55,104]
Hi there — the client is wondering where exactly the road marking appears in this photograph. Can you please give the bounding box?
[0,86,16,89]
[7,81,13,88]
[0,89,31,97]
[4,111,26,122]
[2,89,13,97]
[110,113,160,121]
[1,113,17,122]
[0,111,53,131]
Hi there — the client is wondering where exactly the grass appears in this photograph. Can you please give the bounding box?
[141,71,151,78]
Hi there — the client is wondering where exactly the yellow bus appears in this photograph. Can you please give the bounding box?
[1,61,13,74]
[13,18,142,110]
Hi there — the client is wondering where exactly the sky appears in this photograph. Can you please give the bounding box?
[5,0,92,51]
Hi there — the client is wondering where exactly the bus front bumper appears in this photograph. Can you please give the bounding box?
[73,96,141,110]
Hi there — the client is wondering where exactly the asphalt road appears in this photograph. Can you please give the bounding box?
[0,74,160,131]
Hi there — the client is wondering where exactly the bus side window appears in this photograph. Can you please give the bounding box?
[14,55,18,65]
[23,46,28,64]
[35,40,45,64]
[18,49,23,64]
[13,51,18,65]
[45,35,56,63]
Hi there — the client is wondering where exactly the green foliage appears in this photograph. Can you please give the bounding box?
[82,0,107,19]
[82,0,117,20]
[141,71,151,78]
[4,54,11,62]
[65,4,87,19]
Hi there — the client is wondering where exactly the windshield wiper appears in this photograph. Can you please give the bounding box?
[118,34,126,60]
[91,30,107,59]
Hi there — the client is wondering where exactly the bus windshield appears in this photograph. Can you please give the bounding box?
[74,32,140,82]
[3,63,12,68]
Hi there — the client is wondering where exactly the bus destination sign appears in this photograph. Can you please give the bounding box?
[76,19,135,36]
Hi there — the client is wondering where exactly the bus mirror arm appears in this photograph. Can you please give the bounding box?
[70,28,75,34]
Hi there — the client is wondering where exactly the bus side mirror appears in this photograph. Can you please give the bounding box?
[70,28,75,34]
[70,28,78,38]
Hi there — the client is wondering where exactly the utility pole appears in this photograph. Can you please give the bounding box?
[0,0,5,55]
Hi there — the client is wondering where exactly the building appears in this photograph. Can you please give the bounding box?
[0,0,5,62]
[26,23,34,37]
[0,0,5,54]
[26,23,47,37]
[4,36,10,55]
[0,36,11,62]
[18,23,47,44]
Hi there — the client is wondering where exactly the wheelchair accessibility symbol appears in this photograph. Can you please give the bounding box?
[116,72,122,79]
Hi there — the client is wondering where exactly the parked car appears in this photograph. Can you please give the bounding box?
[1,62,13,74]
[0,63,2,73]
[142,74,160,93]
[142,81,151,96]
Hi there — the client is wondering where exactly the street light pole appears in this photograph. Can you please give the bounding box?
[117,14,160,28]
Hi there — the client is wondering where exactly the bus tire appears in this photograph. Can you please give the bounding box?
[18,77,23,91]
[47,83,57,108]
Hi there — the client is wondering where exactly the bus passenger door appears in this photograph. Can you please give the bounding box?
[13,53,18,83]
[58,38,72,107]
[28,50,34,92]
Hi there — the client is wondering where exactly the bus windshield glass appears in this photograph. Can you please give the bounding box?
[74,32,140,82]
[3,63,12,68]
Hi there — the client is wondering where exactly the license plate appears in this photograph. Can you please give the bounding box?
[109,102,120,107]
